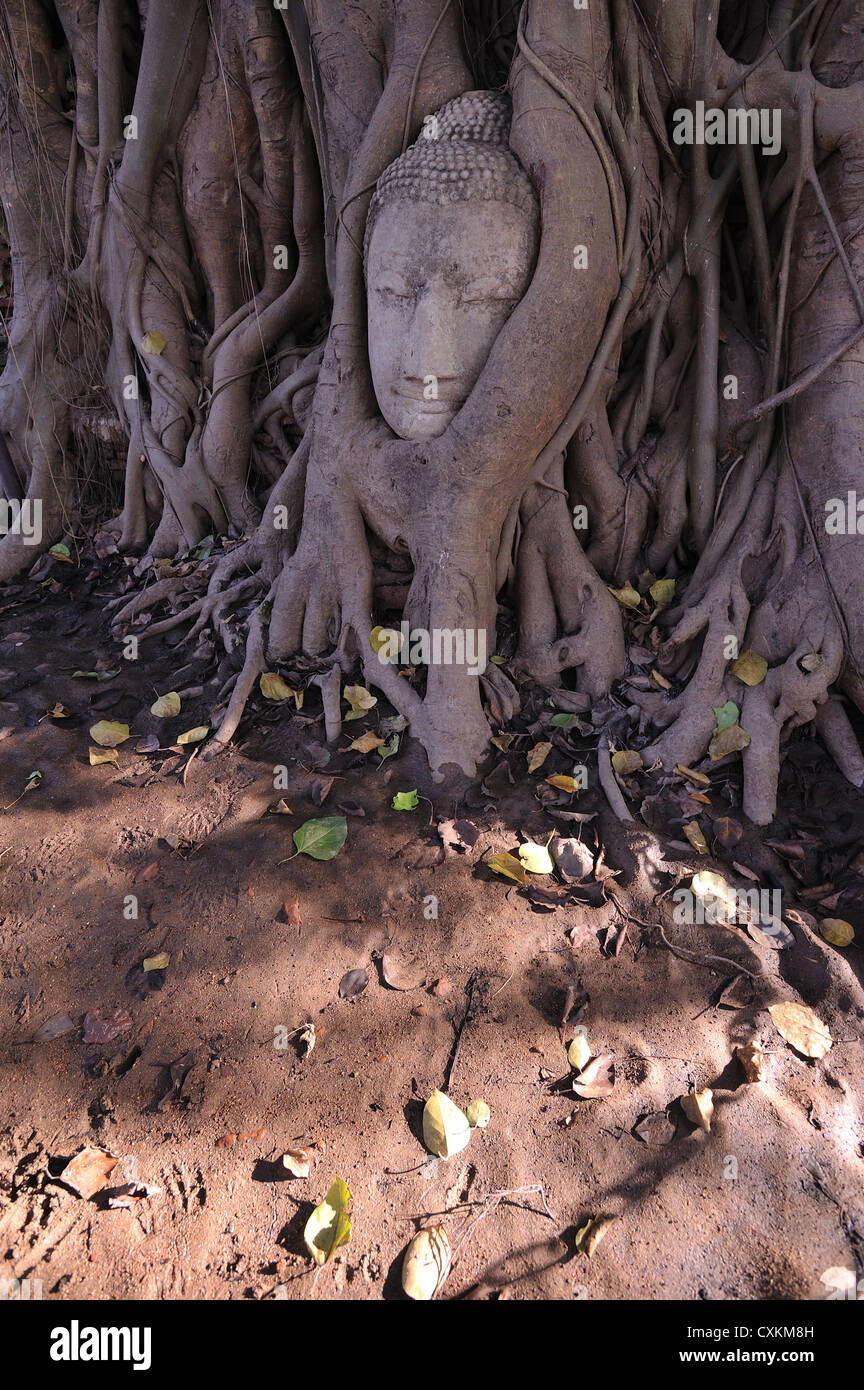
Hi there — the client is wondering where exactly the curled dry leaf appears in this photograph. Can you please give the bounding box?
[573,1053,615,1098]
[675,764,711,788]
[57,1145,118,1200]
[487,851,528,885]
[381,952,425,991]
[574,1214,616,1257]
[281,1147,314,1179]
[708,723,751,761]
[611,749,644,777]
[402,1226,452,1301]
[89,746,118,766]
[466,1099,490,1129]
[769,1002,832,1058]
[681,1088,714,1131]
[422,1089,471,1159]
[567,1033,592,1072]
[713,816,743,848]
[691,870,737,923]
[683,821,709,854]
[554,837,594,882]
[735,1041,765,1082]
[304,1177,351,1265]
[518,839,555,874]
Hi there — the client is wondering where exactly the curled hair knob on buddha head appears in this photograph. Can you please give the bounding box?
[364,89,539,267]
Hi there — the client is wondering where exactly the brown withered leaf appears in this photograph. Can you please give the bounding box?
[735,1041,765,1082]
[438,818,479,852]
[82,1007,132,1044]
[381,952,425,991]
[57,1146,118,1200]
[573,1054,615,1098]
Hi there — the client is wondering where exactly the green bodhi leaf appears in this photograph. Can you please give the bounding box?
[391,789,418,810]
[293,816,347,861]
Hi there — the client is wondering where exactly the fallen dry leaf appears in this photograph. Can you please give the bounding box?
[57,1146,118,1199]
[681,1087,714,1131]
[381,952,425,991]
[735,1041,765,1082]
[769,1002,832,1058]
[573,1054,615,1098]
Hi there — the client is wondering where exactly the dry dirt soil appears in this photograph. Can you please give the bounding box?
[1,553,863,1301]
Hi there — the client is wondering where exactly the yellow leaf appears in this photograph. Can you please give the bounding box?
[649,578,675,605]
[730,649,768,686]
[140,330,166,355]
[350,731,385,753]
[567,1034,592,1072]
[466,1099,490,1129]
[518,840,554,874]
[422,1090,471,1159]
[681,1088,714,1131]
[609,583,642,609]
[769,1002,832,1058]
[259,672,294,702]
[143,952,169,971]
[683,820,709,854]
[177,725,208,745]
[691,870,737,923]
[303,1178,352,1265]
[546,775,575,792]
[343,685,377,721]
[89,745,118,766]
[708,723,751,761]
[612,749,643,777]
[151,691,180,718]
[490,733,514,751]
[89,720,130,748]
[48,703,69,718]
[820,918,854,948]
[527,741,552,773]
[675,764,711,788]
[487,851,528,885]
[574,1215,615,1258]
[370,625,403,659]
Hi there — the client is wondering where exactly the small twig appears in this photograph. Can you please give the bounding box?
[443,971,479,1092]
[656,922,760,979]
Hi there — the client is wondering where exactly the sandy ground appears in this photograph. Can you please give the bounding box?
[1,557,863,1301]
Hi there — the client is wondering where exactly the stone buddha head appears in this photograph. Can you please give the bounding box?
[364,90,540,441]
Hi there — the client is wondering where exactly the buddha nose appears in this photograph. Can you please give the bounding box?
[406,288,460,386]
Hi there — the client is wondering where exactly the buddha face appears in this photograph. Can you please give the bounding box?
[366,199,537,441]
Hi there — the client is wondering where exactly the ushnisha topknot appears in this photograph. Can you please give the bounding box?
[364,89,539,265]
